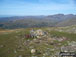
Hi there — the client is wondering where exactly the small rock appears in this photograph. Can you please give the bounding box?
[14,50,17,53]
[19,55,22,57]
[31,49,36,54]
[0,45,3,47]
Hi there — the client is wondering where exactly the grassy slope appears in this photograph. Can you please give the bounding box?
[50,31,76,41]
[0,27,76,57]
[0,29,30,57]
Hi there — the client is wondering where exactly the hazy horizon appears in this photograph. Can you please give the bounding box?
[0,13,76,17]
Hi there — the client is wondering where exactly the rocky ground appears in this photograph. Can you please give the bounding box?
[0,26,76,57]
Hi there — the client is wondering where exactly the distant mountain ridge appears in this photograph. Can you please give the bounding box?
[0,14,76,29]
[56,16,76,27]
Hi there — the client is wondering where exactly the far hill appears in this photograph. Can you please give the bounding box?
[56,16,76,27]
[0,14,76,29]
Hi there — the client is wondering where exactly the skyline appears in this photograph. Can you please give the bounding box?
[0,0,76,16]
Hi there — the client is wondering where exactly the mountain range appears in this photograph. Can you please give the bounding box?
[0,14,76,29]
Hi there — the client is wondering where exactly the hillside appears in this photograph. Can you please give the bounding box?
[56,17,76,27]
[0,26,76,57]
[0,14,76,29]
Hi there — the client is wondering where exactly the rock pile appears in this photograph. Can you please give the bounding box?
[30,29,47,38]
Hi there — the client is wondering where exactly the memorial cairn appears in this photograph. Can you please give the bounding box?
[30,29,48,38]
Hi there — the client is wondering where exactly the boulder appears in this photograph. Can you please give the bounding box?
[31,49,36,54]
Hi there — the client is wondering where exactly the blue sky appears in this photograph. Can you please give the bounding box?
[0,0,76,16]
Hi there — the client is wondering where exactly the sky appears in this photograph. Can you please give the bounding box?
[0,0,76,16]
